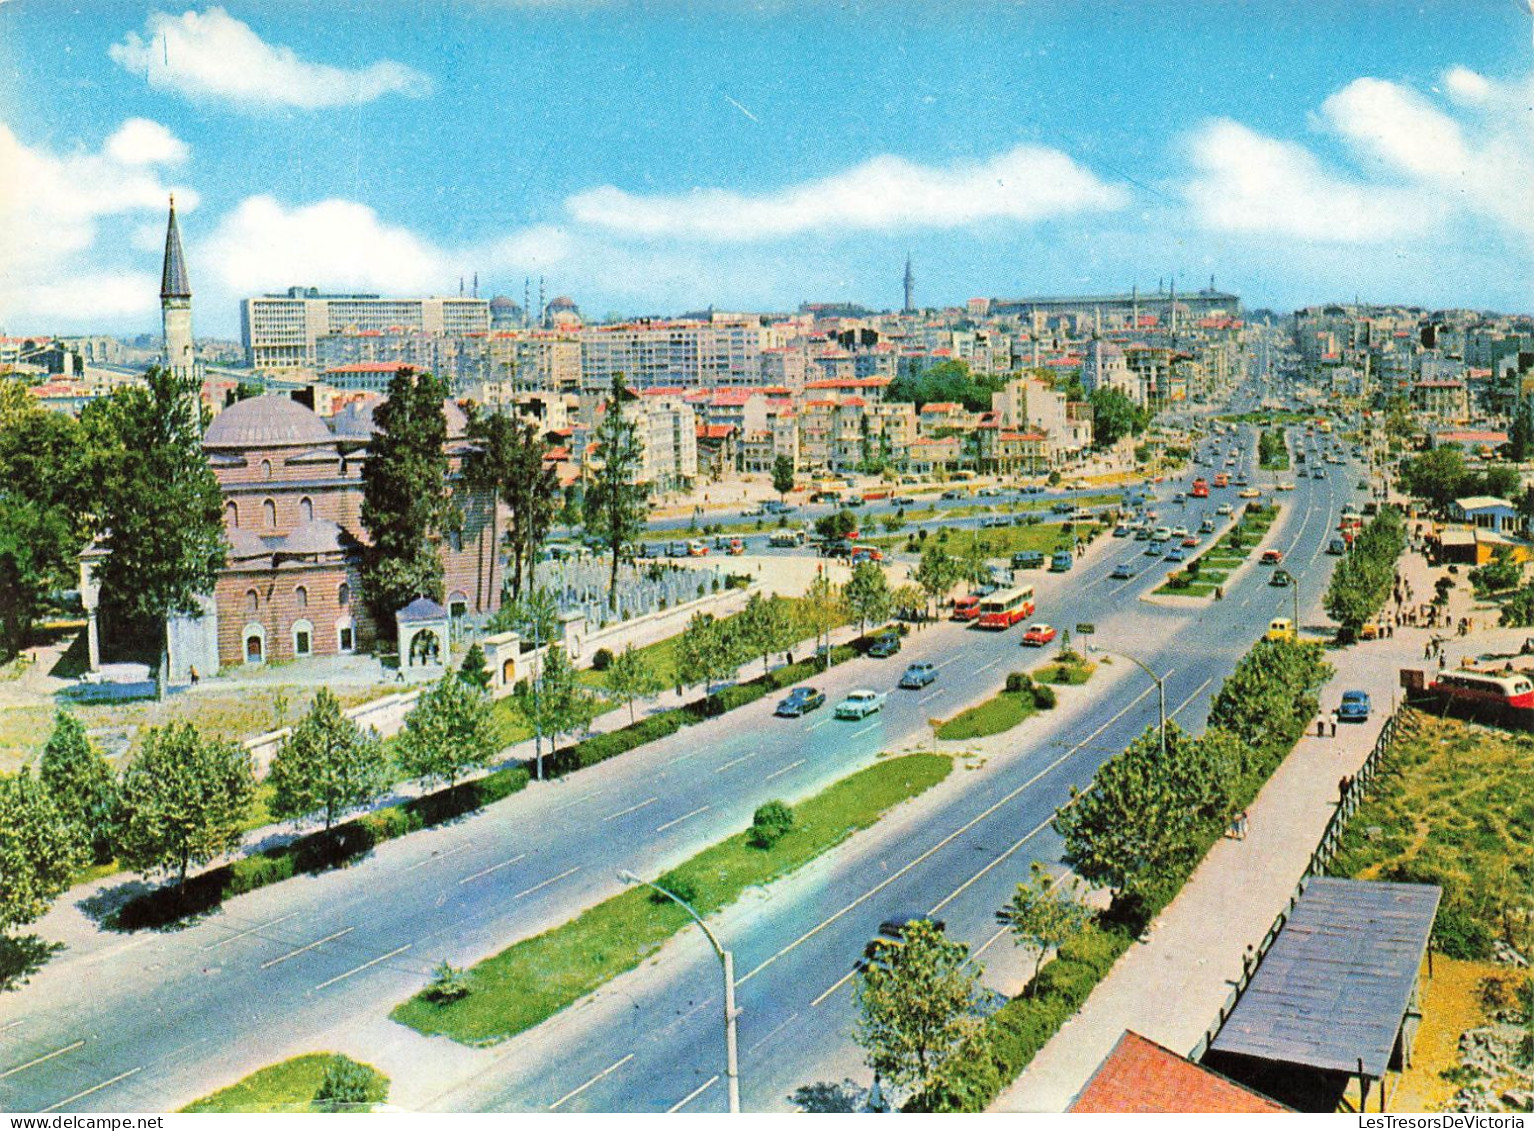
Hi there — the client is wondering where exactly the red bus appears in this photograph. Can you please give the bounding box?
[977,585,1036,629]
[1191,478,1209,498]
[952,595,982,621]
[1429,668,1534,728]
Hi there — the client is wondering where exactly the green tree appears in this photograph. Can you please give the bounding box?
[1053,723,1232,905]
[843,560,893,635]
[1508,398,1534,463]
[0,769,83,936]
[457,642,492,690]
[800,571,844,670]
[892,583,925,622]
[1500,582,1534,628]
[312,1055,387,1112]
[1208,637,1332,752]
[1000,862,1092,989]
[360,368,456,627]
[267,690,388,831]
[514,644,597,763]
[38,710,117,864]
[814,509,858,542]
[464,408,557,601]
[1397,445,1469,512]
[584,374,648,608]
[0,395,90,660]
[396,675,498,789]
[885,360,998,413]
[956,536,991,588]
[1469,546,1522,597]
[854,919,985,1099]
[115,722,256,889]
[913,542,960,616]
[603,643,664,725]
[771,453,796,502]
[1088,386,1148,449]
[676,611,742,696]
[1322,508,1405,640]
[89,368,226,695]
[736,592,794,676]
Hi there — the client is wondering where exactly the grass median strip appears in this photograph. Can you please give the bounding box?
[390,752,952,1045]
[180,1053,389,1114]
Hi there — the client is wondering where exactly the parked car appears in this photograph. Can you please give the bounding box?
[1337,690,1371,722]
[1327,538,1347,555]
[981,515,1010,528]
[941,489,967,500]
[867,632,902,658]
[775,687,826,717]
[835,689,887,719]
[899,661,938,689]
[1021,623,1057,646]
[1051,501,1074,514]
[1050,550,1074,571]
[1010,550,1045,570]
[892,495,917,507]
[687,539,709,557]
[667,540,689,558]
[850,546,885,563]
[1110,561,1137,579]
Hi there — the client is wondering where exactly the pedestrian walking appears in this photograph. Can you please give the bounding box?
[1439,653,1447,670]
[1236,809,1249,840]
[1329,713,1338,738]
[1338,775,1351,805]
[1317,718,1326,738]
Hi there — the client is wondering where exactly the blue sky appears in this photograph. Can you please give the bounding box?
[2,0,1532,338]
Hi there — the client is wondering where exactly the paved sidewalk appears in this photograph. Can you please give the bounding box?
[992,543,1464,1112]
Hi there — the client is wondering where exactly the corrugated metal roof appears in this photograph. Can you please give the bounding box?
[1210,878,1439,1078]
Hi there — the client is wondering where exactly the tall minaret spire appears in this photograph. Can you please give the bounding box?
[160,194,196,396]
[902,255,915,314]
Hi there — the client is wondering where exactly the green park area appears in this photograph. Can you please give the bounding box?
[933,673,1057,740]
[392,752,952,1045]
[1257,427,1290,470]
[181,1054,389,1114]
[1157,503,1280,597]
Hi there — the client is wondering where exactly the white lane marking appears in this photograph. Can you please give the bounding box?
[851,721,879,739]
[314,944,413,991]
[976,657,1003,673]
[667,1075,719,1114]
[806,717,834,731]
[764,759,805,782]
[972,924,1012,960]
[40,1066,143,1114]
[0,1040,84,1079]
[918,688,945,704]
[458,853,527,885]
[810,968,858,1008]
[656,806,710,834]
[548,1053,634,1111]
[736,682,1157,987]
[406,843,472,871]
[718,751,759,771]
[549,790,605,815]
[603,796,659,822]
[260,927,355,970]
[200,911,298,949]
[926,820,1047,916]
[1169,677,1216,720]
[514,866,581,901]
[744,1010,801,1055]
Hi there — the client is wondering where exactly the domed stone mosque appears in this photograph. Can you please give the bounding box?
[81,201,502,680]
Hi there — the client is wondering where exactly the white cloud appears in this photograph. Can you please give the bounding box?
[1183,66,1534,264]
[0,118,195,329]
[105,118,189,166]
[109,7,431,110]
[566,145,1128,241]
[1183,119,1437,244]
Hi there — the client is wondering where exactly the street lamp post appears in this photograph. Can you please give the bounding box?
[1117,649,1167,758]
[618,870,741,1113]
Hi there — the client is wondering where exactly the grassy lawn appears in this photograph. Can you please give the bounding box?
[1331,709,1533,960]
[392,752,952,1045]
[180,1054,389,1113]
[1037,658,1096,685]
[1156,504,1281,596]
[934,689,1037,740]
[879,522,1094,560]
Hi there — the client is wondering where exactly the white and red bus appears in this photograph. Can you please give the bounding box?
[1429,668,1534,727]
[977,585,1036,630]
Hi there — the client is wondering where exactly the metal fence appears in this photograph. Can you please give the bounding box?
[1187,708,1401,1062]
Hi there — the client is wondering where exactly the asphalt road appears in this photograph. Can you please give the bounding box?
[0,419,1351,1114]
[422,430,1356,1113]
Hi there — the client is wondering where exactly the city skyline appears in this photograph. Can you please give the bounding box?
[2,0,1533,338]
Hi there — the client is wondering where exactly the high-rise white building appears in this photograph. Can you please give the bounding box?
[240,288,490,372]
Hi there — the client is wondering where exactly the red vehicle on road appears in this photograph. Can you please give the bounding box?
[977,586,1036,630]
[952,595,982,621]
[1021,623,1057,646]
[1191,478,1209,498]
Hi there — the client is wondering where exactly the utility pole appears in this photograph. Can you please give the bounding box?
[1119,649,1167,758]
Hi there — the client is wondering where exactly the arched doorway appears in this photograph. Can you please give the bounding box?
[243,624,266,663]
[408,628,441,666]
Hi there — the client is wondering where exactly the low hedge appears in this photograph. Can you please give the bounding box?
[538,642,864,778]
[112,764,531,929]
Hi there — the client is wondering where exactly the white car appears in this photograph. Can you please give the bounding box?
[1216,503,1234,515]
[835,689,887,719]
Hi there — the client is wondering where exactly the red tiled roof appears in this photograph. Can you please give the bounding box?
[802,377,892,390]
[697,424,736,440]
[1069,1032,1289,1114]
[921,402,960,413]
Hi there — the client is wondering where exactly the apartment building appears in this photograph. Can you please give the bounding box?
[241,287,490,371]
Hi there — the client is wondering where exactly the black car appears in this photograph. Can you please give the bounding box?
[859,914,948,969]
[867,632,902,658]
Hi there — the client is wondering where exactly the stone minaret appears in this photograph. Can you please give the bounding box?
[160,195,195,386]
[903,255,915,314]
